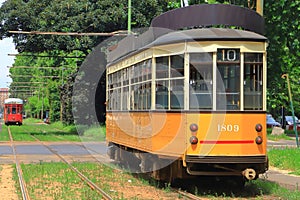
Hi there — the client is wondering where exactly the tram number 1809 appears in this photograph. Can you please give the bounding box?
[217,124,240,132]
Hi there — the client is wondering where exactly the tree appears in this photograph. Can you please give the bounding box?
[0,0,167,53]
[264,0,300,116]
[1,0,168,124]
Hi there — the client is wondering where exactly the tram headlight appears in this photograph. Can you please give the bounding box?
[255,136,263,144]
[255,124,263,132]
[190,136,198,144]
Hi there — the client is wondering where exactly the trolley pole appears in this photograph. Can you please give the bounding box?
[282,74,299,148]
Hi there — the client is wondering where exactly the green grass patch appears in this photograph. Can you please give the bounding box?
[0,124,10,141]
[9,125,36,141]
[19,162,176,200]
[248,179,300,200]
[1,118,106,142]
[268,148,300,175]
[20,162,101,199]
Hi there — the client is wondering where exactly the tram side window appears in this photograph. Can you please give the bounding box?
[129,59,152,111]
[170,79,184,109]
[189,53,213,109]
[171,55,184,77]
[155,56,169,109]
[155,55,185,110]
[216,49,240,110]
[156,57,169,79]
[107,71,122,111]
[156,80,168,109]
[244,53,263,110]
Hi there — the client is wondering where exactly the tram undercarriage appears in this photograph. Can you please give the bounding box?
[107,143,268,184]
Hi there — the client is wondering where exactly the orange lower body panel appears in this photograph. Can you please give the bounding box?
[106,112,267,159]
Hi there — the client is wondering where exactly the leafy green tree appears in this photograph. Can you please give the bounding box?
[0,0,167,53]
[264,0,300,117]
[1,0,169,124]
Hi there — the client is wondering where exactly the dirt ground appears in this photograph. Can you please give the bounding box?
[0,164,18,200]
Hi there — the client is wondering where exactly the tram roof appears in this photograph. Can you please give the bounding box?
[4,98,23,104]
[107,28,267,65]
[150,28,267,46]
[107,4,267,65]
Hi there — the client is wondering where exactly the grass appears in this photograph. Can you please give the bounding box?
[18,162,176,200]
[0,118,106,142]
[15,162,300,200]
[19,162,101,199]
[0,124,10,141]
[268,147,300,175]
[246,179,300,200]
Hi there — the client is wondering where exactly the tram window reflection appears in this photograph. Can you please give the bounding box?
[244,53,263,110]
[189,53,213,109]
[216,49,240,110]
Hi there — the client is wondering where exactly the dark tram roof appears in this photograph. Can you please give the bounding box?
[107,4,266,65]
[107,28,267,65]
[151,28,267,46]
[151,4,265,35]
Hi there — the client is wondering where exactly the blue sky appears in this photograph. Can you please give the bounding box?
[0,0,18,88]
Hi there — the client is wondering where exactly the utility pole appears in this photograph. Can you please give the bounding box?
[128,0,131,34]
[282,74,299,148]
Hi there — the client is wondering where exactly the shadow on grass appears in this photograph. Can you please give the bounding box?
[156,177,274,198]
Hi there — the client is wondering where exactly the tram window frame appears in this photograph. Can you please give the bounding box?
[155,54,185,110]
[170,79,184,109]
[171,55,184,78]
[216,49,240,110]
[244,53,263,110]
[156,57,169,79]
[189,53,213,110]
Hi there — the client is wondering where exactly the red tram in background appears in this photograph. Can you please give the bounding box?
[4,98,23,126]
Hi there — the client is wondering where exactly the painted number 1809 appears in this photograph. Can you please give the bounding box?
[217,124,240,132]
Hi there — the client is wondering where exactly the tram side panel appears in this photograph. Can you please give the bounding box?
[106,112,187,158]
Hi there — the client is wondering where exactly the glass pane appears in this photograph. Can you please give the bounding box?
[122,86,129,110]
[189,53,213,109]
[171,55,184,77]
[144,82,151,109]
[156,80,168,109]
[170,79,184,109]
[156,57,169,79]
[143,59,152,81]
[122,68,129,86]
[216,65,240,110]
[244,53,263,110]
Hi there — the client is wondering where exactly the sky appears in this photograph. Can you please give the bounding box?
[0,0,18,88]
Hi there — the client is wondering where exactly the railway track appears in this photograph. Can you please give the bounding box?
[15,125,204,200]
[27,132,113,200]
[7,126,31,200]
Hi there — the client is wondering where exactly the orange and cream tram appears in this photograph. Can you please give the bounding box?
[4,98,23,126]
[106,4,268,184]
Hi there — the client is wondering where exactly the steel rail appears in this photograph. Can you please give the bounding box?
[174,189,202,200]
[29,134,113,200]
[8,127,31,200]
